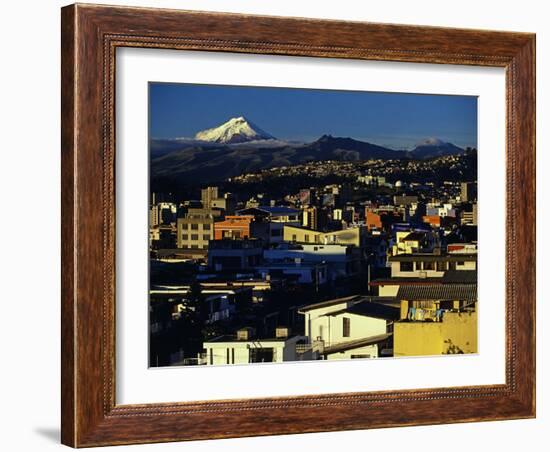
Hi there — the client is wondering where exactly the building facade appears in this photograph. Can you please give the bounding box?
[176,208,217,249]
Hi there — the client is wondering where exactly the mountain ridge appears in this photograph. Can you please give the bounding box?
[151,131,468,190]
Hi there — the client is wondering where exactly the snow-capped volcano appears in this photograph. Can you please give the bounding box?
[410,137,464,158]
[194,116,275,144]
[415,137,447,147]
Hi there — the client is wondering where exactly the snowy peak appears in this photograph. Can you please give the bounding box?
[194,116,275,144]
[410,137,464,158]
[416,137,447,147]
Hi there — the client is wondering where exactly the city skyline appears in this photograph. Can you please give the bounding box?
[149,82,478,150]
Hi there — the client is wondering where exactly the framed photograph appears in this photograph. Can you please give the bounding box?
[61,3,536,447]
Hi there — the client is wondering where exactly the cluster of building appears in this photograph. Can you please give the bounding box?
[149,179,478,366]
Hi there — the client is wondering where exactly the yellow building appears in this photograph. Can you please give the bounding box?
[391,231,436,256]
[177,208,220,250]
[392,282,477,356]
[283,225,362,246]
[394,310,477,356]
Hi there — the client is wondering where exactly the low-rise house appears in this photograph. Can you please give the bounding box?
[370,247,477,299]
[365,208,403,232]
[213,215,254,240]
[391,231,437,256]
[203,327,305,365]
[150,202,177,227]
[422,214,441,228]
[388,252,477,279]
[283,224,364,247]
[237,206,302,244]
[447,243,477,254]
[298,295,399,360]
[149,223,177,249]
[207,238,263,271]
[149,285,252,324]
[394,310,477,356]
[460,203,478,225]
[192,279,283,303]
[393,282,477,357]
[151,247,207,262]
[262,243,362,282]
[255,261,328,286]
[363,234,389,269]
[393,195,418,206]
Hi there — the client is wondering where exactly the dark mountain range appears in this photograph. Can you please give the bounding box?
[150,124,467,191]
[303,135,406,160]
[409,137,465,159]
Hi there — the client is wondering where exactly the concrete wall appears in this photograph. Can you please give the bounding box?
[204,338,302,365]
[326,344,379,360]
[327,313,387,344]
[305,305,387,346]
[393,311,477,356]
[283,225,361,246]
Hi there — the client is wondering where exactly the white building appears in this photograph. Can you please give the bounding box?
[237,206,302,244]
[298,295,399,360]
[388,253,477,280]
[203,328,305,365]
[150,202,177,227]
[255,261,328,285]
[371,252,477,297]
[263,243,362,281]
[149,286,248,324]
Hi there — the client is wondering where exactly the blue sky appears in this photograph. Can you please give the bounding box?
[149,82,477,150]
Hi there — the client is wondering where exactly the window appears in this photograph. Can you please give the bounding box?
[249,348,274,363]
[423,261,436,271]
[343,317,351,337]
[226,348,230,364]
[203,223,211,230]
[351,354,371,359]
[292,234,297,242]
[181,223,189,230]
[437,261,447,271]
[191,234,198,241]
[400,261,414,272]
[203,234,210,240]
[191,224,199,230]
[304,234,310,242]
[181,234,188,240]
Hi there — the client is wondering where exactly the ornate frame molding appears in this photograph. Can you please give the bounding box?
[62,4,535,447]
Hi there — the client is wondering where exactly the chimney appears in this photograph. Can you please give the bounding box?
[237,327,255,341]
[276,326,290,338]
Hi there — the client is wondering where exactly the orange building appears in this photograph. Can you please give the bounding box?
[365,210,383,230]
[365,209,402,231]
[422,215,441,227]
[214,215,254,240]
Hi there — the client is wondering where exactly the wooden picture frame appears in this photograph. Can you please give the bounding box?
[61,3,535,447]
